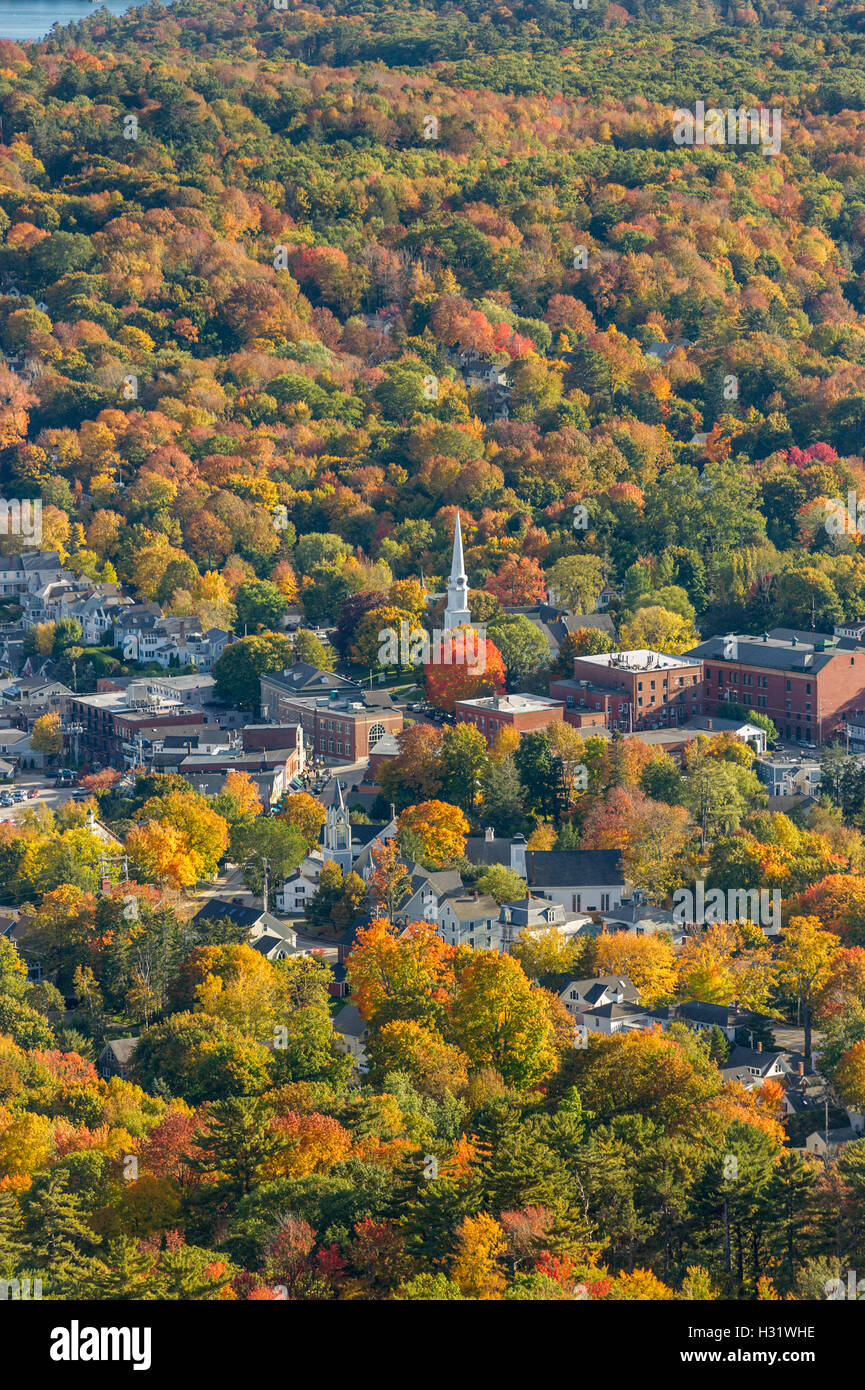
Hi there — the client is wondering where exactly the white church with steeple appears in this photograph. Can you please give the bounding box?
[443,510,472,631]
[323,779,353,873]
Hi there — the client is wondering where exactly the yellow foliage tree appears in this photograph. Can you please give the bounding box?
[451,1213,506,1300]
[592,931,677,1006]
[396,800,468,868]
[222,771,263,819]
[124,822,199,888]
[30,711,63,757]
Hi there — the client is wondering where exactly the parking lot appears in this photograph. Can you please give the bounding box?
[0,772,79,822]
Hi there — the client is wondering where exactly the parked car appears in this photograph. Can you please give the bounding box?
[27,789,38,798]
[231,896,245,906]
[12,790,24,802]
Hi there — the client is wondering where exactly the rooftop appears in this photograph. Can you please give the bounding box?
[689,633,854,673]
[525,849,626,888]
[456,693,564,713]
[575,649,703,671]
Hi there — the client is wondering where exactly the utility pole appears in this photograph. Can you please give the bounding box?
[262,856,270,915]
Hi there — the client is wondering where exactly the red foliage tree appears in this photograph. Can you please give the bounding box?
[424,631,506,713]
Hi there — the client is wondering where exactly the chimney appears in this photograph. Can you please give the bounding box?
[756,1041,762,1052]
[390,804,395,821]
[707,718,712,730]
[798,1061,804,1076]
[485,826,495,842]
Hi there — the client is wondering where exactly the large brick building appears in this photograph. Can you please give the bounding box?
[688,630,865,745]
[66,683,207,767]
[550,649,704,733]
[259,670,403,763]
[454,692,564,744]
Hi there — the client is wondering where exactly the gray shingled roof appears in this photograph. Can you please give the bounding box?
[525,850,625,888]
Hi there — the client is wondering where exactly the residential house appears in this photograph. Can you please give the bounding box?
[497,894,591,951]
[438,892,502,949]
[97,1038,138,1080]
[394,864,465,926]
[672,1001,761,1042]
[551,973,640,1021]
[524,849,626,915]
[335,1003,369,1071]
[756,754,821,800]
[601,896,686,944]
[805,1127,862,1159]
[191,899,300,957]
[503,603,614,658]
[720,1044,787,1089]
[581,1000,656,1034]
[0,551,63,600]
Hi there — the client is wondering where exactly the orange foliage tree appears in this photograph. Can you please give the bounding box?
[424,629,505,714]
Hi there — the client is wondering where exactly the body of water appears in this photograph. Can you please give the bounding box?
[0,0,146,41]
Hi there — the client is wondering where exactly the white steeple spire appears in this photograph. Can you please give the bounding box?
[444,510,471,631]
[450,510,465,582]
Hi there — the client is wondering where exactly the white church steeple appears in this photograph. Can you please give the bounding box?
[443,510,471,631]
[323,779,352,873]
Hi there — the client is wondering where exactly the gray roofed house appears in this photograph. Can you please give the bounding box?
[464,834,519,868]
[601,898,686,944]
[395,864,465,925]
[335,1003,369,1069]
[720,1045,787,1088]
[582,1000,653,1034]
[193,899,271,931]
[262,663,358,695]
[551,973,639,1014]
[674,1001,759,1040]
[805,1127,862,1159]
[249,932,295,961]
[438,892,501,948]
[98,1037,138,1080]
[523,849,626,914]
[192,899,300,955]
[502,603,615,655]
[525,850,625,888]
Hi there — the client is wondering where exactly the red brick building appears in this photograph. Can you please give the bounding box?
[454,692,564,745]
[688,631,865,745]
[259,673,403,762]
[550,649,704,733]
[67,689,206,767]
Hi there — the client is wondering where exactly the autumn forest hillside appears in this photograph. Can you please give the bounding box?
[3,0,865,1309]
[0,0,863,639]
